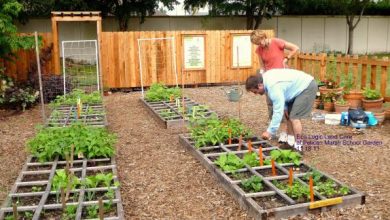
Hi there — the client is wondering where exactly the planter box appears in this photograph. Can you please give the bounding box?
[0,157,124,220]
[47,104,108,127]
[178,134,365,219]
[140,97,216,129]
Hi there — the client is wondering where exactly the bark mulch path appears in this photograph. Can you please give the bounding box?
[1,86,389,220]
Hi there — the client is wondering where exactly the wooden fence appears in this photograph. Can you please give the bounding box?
[291,53,390,102]
[100,30,274,88]
[0,33,54,81]
[1,31,389,102]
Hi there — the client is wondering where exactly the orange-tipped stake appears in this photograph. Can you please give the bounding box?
[77,103,81,119]
[309,176,314,202]
[170,94,174,102]
[259,147,263,166]
[289,168,293,187]
[238,135,243,151]
[228,128,232,145]
[271,159,276,176]
[248,140,253,153]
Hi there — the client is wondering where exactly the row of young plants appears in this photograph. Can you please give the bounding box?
[27,123,116,162]
[47,89,106,127]
[144,83,181,102]
[1,88,124,219]
[184,113,355,206]
[50,89,102,108]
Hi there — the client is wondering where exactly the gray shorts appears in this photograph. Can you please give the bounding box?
[288,80,318,119]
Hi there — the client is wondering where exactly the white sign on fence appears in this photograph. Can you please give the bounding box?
[183,36,205,69]
[232,35,252,67]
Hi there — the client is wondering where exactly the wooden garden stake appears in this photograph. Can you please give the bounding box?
[310,176,314,202]
[65,153,70,173]
[70,144,74,168]
[98,197,104,220]
[12,202,18,220]
[65,172,73,201]
[170,94,174,102]
[248,140,252,153]
[271,159,276,176]
[238,135,243,151]
[289,167,293,187]
[228,128,232,145]
[77,98,81,119]
[61,188,66,210]
[238,99,241,121]
[259,147,263,166]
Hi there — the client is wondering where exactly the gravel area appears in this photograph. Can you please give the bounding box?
[1,86,389,219]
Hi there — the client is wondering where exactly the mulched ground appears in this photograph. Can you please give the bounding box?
[1,86,389,219]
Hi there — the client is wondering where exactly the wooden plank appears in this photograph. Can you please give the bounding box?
[370,65,377,89]
[380,63,387,98]
[51,19,60,74]
[352,55,358,87]
[361,56,368,90]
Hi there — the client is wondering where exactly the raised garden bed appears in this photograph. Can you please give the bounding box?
[0,156,124,220]
[47,104,107,127]
[178,134,365,219]
[140,97,215,129]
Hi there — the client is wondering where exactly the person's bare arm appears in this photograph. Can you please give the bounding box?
[283,41,299,67]
[258,56,265,73]
[284,41,299,59]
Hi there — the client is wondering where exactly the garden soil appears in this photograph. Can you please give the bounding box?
[1,86,389,219]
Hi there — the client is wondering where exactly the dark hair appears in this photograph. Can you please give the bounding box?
[245,73,263,91]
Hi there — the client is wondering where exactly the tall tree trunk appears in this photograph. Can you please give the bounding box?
[254,14,264,30]
[118,16,129,31]
[246,16,254,30]
[347,24,354,54]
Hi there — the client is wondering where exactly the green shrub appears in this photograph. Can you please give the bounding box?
[27,124,116,162]
[144,83,181,101]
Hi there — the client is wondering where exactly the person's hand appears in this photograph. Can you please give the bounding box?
[262,131,271,140]
[283,58,289,68]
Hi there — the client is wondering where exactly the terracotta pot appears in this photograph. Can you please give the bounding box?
[313,99,321,109]
[373,111,386,125]
[362,97,384,111]
[384,108,390,120]
[343,90,363,109]
[334,103,349,113]
[319,86,344,95]
[323,102,334,112]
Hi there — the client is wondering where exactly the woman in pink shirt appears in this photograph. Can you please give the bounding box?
[250,29,299,147]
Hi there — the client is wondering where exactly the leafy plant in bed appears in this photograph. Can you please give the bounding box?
[52,169,81,203]
[27,124,116,162]
[215,152,260,173]
[302,169,350,197]
[240,176,263,193]
[272,180,311,203]
[144,83,181,102]
[50,89,102,108]
[188,115,252,148]
[263,149,301,166]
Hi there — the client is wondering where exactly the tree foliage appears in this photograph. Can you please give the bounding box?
[85,0,178,31]
[184,0,284,30]
[0,0,38,61]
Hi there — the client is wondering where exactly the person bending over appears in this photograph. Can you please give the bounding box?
[245,69,318,151]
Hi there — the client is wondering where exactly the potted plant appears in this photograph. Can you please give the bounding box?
[373,110,386,125]
[385,107,390,121]
[313,91,321,109]
[319,78,343,95]
[362,88,383,111]
[322,92,336,112]
[334,98,350,113]
[341,74,363,109]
